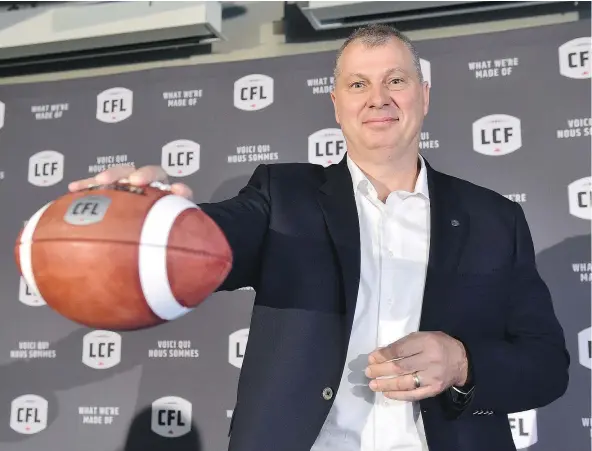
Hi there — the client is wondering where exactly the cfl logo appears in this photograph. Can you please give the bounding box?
[234,74,274,111]
[229,328,249,369]
[568,176,591,220]
[96,87,133,123]
[508,410,537,449]
[82,330,122,370]
[10,394,48,435]
[151,396,192,438]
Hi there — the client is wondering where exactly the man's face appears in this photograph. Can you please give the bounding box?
[331,38,429,160]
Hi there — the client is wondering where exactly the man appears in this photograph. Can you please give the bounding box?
[70,24,569,451]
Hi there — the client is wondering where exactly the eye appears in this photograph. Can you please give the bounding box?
[349,81,365,89]
[389,78,404,85]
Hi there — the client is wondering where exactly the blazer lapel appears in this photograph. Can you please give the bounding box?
[420,161,470,331]
[317,158,361,342]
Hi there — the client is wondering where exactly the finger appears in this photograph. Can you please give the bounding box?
[68,177,101,192]
[170,183,193,200]
[368,336,422,364]
[128,166,169,186]
[383,386,435,402]
[369,373,417,392]
[366,360,410,379]
[94,166,137,185]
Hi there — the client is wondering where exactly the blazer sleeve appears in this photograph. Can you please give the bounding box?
[445,201,570,418]
[197,164,271,292]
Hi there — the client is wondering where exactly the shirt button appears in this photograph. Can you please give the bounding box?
[322,387,334,400]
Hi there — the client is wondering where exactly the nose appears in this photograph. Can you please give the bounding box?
[368,83,391,108]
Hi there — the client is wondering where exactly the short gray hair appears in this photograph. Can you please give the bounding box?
[333,24,423,83]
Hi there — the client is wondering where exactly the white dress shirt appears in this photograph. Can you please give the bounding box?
[311,154,431,451]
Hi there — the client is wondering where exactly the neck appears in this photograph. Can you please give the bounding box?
[349,150,420,202]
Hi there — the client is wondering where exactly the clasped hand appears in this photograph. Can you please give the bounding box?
[365,331,469,401]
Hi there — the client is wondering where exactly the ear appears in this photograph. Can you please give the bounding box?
[422,81,430,116]
[330,90,341,125]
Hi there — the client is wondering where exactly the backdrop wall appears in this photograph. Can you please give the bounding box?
[0,20,590,451]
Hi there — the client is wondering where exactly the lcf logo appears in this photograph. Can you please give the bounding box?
[308,128,347,167]
[161,139,200,177]
[472,114,522,156]
[229,328,249,369]
[28,150,64,187]
[234,74,274,111]
[559,37,590,79]
[151,396,192,438]
[82,330,122,369]
[10,394,48,435]
[19,276,46,307]
[96,87,133,123]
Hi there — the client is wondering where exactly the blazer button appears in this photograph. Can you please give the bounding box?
[322,387,334,400]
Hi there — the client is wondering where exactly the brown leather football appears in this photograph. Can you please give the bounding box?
[14,182,232,330]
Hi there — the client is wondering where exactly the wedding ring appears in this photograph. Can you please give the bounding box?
[412,372,421,389]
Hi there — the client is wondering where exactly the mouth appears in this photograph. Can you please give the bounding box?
[363,117,399,125]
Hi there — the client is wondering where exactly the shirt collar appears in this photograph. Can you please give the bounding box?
[346,153,430,201]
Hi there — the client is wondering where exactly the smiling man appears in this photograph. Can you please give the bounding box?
[69,24,569,451]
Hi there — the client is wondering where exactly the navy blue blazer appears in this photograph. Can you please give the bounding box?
[199,155,569,451]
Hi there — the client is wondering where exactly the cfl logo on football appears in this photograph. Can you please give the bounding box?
[0,100,5,130]
[308,128,347,167]
[151,396,192,438]
[161,139,200,177]
[96,87,133,123]
[578,327,591,369]
[234,74,274,111]
[10,394,48,435]
[559,37,590,79]
[420,59,432,87]
[508,410,537,449]
[19,276,46,307]
[28,150,64,187]
[472,114,522,156]
[82,330,122,370]
[229,328,249,369]
[568,176,591,220]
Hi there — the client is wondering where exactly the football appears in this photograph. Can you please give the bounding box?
[14,182,232,330]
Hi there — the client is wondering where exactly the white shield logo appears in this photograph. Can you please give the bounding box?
[28,150,64,187]
[151,396,192,438]
[508,409,537,449]
[229,328,249,369]
[161,139,200,177]
[472,114,522,156]
[578,327,591,369]
[10,394,48,435]
[234,74,274,111]
[308,128,347,167]
[82,330,122,370]
[559,37,591,79]
[568,176,591,220]
[18,276,46,307]
[96,87,133,123]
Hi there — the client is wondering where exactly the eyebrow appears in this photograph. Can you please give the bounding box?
[346,68,407,79]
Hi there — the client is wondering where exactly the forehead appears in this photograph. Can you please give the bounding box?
[338,38,415,74]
